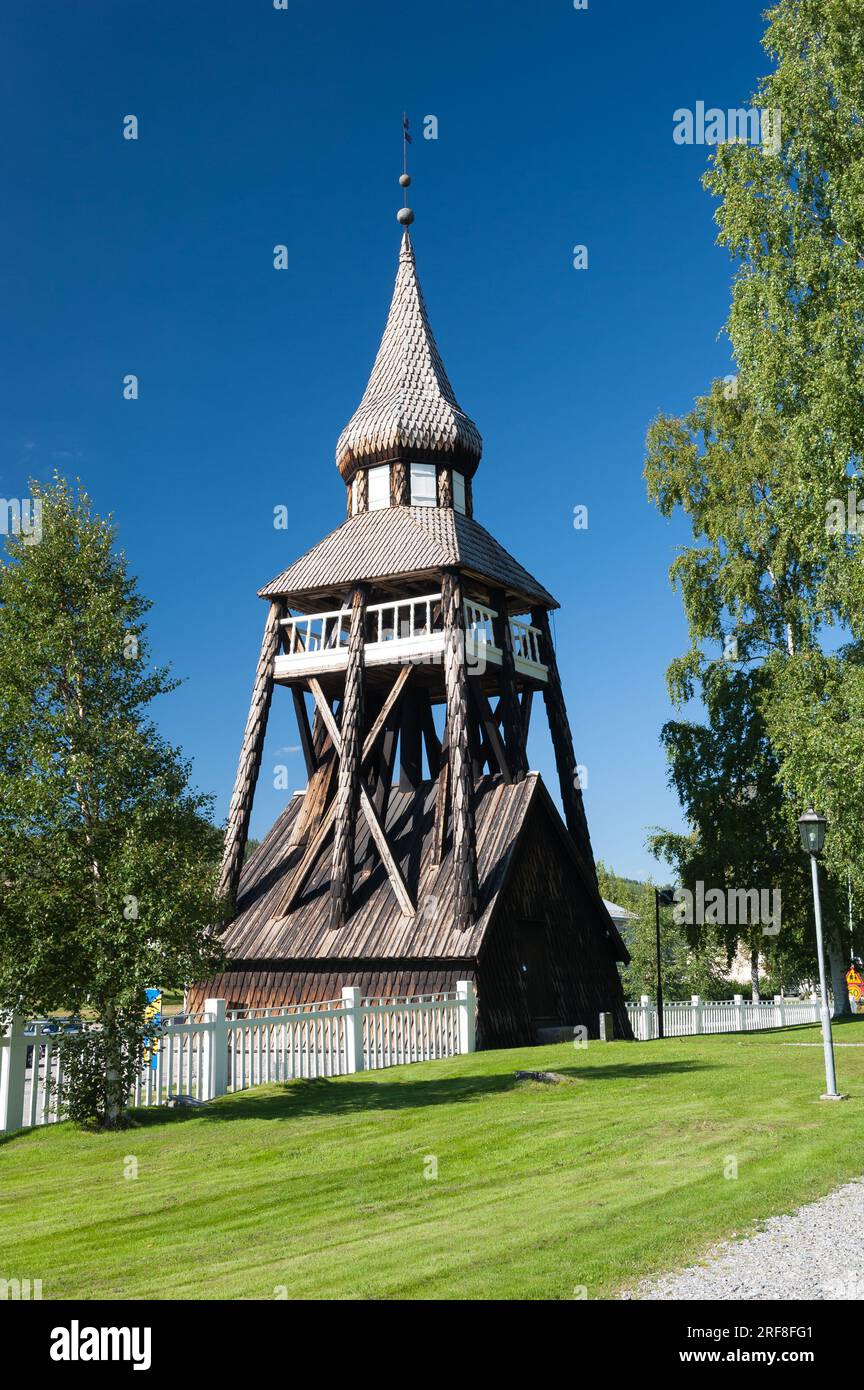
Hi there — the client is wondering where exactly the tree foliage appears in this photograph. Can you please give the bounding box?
[597,863,731,1003]
[0,478,226,1126]
[644,0,864,1008]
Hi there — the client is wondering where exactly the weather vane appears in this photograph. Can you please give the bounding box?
[397,112,414,226]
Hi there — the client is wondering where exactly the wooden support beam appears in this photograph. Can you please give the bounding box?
[288,700,339,851]
[291,688,317,781]
[329,586,367,929]
[431,727,450,866]
[442,568,478,927]
[520,687,534,744]
[360,713,399,878]
[277,800,338,917]
[304,670,417,919]
[531,607,596,878]
[420,696,441,779]
[308,679,343,747]
[218,600,284,905]
[307,667,412,773]
[469,679,512,784]
[437,467,453,509]
[372,721,399,815]
[398,692,424,790]
[491,588,528,780]
[358,786,414,916]
[392,460,409,506]
[467,698,485,782]
[362,663,414,758]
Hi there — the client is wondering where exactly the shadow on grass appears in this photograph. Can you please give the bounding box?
[122,1058,714,1128]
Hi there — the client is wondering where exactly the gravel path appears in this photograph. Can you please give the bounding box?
[622,1178,864,1300]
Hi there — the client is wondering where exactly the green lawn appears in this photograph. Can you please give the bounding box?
[2,1019,863,1300]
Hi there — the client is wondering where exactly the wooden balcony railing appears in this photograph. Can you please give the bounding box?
[276,593,547,681]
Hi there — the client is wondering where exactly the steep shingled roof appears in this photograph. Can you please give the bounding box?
[221,773,628,964]
[258,505,557,610]
[335,231,483,482]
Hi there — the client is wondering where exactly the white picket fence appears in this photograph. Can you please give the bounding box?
[1,985,825,1135]
[0,984,475,1135]
[627,993,820,1042]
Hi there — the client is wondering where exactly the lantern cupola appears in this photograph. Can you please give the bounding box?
[336,231,483,517]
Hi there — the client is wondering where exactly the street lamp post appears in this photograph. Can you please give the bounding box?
[654,888,676,1040]
[797,809,843,1101]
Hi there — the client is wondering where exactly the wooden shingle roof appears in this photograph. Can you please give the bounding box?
[223,775,533,962]
[222,773,628,965]
[335,231,483,482]
[258,505,557,610]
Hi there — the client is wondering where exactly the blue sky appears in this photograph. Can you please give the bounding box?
[3,0,772,879]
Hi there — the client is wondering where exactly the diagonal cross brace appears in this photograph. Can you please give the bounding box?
[308,679,415,919]
[274,666,415,918]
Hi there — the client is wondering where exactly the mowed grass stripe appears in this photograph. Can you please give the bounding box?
[1,1019,862,1299]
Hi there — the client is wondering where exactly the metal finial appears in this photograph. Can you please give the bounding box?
[398,113,414,225]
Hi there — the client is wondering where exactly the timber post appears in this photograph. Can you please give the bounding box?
[218,599,284,903]
[442,568,478,927]
[531,606,596,876]
[329,584,368,928]
[491,587,527,779]
[437,466,454,508]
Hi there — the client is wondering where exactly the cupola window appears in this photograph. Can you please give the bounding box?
[368,464,391,511]
[452,471,467,515]
[410,463,436,507]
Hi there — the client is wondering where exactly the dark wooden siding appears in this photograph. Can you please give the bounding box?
[187,961,475,1014]
[476,797,633,1049]
[191,781,630,1048]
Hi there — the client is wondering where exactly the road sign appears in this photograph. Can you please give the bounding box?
[144,988,162,1070]
[846,968,862,1002]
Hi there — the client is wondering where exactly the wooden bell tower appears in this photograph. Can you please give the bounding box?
[217,219,599,941]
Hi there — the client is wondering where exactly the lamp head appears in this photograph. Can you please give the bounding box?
[797,807,827,856]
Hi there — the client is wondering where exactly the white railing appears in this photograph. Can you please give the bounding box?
[627,993,821,1041]
[366,593,440,647]
[0,983,476,1134]
[14,1021,76,1129]
[281,607,352,656]
[510,618,544,669]
[132,1015,212,1107]
[278,593,548,678]
[225,998,350,1089]
[464,599,495,648]
[281,593,443,657]
[362,993,464,1069]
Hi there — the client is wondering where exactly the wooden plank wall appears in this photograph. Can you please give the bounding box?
[187,961,476,1014]
[477,800,633,1049]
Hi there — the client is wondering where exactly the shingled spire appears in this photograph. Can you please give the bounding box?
[335,231,483,484]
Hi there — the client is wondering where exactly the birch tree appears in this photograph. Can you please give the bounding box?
[0,478,225,1126]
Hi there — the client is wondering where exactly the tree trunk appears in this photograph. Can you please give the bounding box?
[103,1001,124,1130]
[750,942,760,1003]
[826,919,852,1017]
